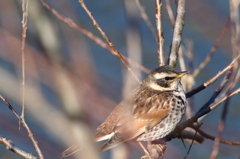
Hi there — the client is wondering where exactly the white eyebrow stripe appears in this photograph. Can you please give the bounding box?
[153,73,168,79]
[148,83,172,91]
[153,73,177,79]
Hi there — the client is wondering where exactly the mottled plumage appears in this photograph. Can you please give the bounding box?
[62,65,187,157]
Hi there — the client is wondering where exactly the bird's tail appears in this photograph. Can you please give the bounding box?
[62,144,81,157]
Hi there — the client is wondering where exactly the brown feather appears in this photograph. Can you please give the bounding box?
[98,88,172,151]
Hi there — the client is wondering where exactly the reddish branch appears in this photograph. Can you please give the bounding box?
[39,0,150,74]
[190,125,240,146]
[78,0,141,83]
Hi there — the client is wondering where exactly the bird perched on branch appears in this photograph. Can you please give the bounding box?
[62,65,188,157]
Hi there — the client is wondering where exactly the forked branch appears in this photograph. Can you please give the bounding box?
[0,95,43,159]
[186,55,240,98]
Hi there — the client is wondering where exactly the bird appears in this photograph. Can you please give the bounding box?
[62,65,188,157]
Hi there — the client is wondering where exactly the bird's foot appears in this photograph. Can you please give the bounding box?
[147,140,166,159]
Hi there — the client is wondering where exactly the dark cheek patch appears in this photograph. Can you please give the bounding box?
[156,79,169,88]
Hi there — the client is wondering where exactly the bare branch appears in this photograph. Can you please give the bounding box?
[39,0,150,74]
[21,1,44,158]
[0,136,38,159]
[193,17,230,78]
[196,69,233,114]
[0,95,20,119]
[78,0,141,83]
[156,0,165,66]
[168,0,185,67]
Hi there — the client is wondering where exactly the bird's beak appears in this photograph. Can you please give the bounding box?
[176,71,188,78]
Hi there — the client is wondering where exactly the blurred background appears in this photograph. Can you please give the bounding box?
[0,0,239,159]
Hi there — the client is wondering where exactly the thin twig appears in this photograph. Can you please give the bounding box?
[0,95,44,159]
[0,95,20,119]
[21,1,44,158]
[193,17,230,78]
[210,88,240,110]
[190,125,240,146]
[168,0,185,67]
[156,0,165,66]
[183,123,202,159]
[135,0,157,41]
[39,0,150,74]
[186,55,239,98]
[0,136,38,159]
[78,0,141,83]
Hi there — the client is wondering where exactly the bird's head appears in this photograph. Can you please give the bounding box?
[144,65,188,91]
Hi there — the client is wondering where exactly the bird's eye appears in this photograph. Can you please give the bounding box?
[165,77,174,80]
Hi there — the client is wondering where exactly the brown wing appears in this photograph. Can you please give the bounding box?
[94,88,140,142]
[99,89,172,152]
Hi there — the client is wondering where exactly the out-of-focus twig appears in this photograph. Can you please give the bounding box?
[230,0,240,58]
[156,0,165,66]
[0,95,44,159]
[135,0,157,41]
[186,55,239,98]
[39,0,150,74]
[210,66,237,159]
[210,99,230,159]
[165,0,175,27]
[0,136,38,159]
[123,0,142,94]
[193,17,230,78]
[168,0,185,67]
[21,0,28,119]
[78,0,141,83]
